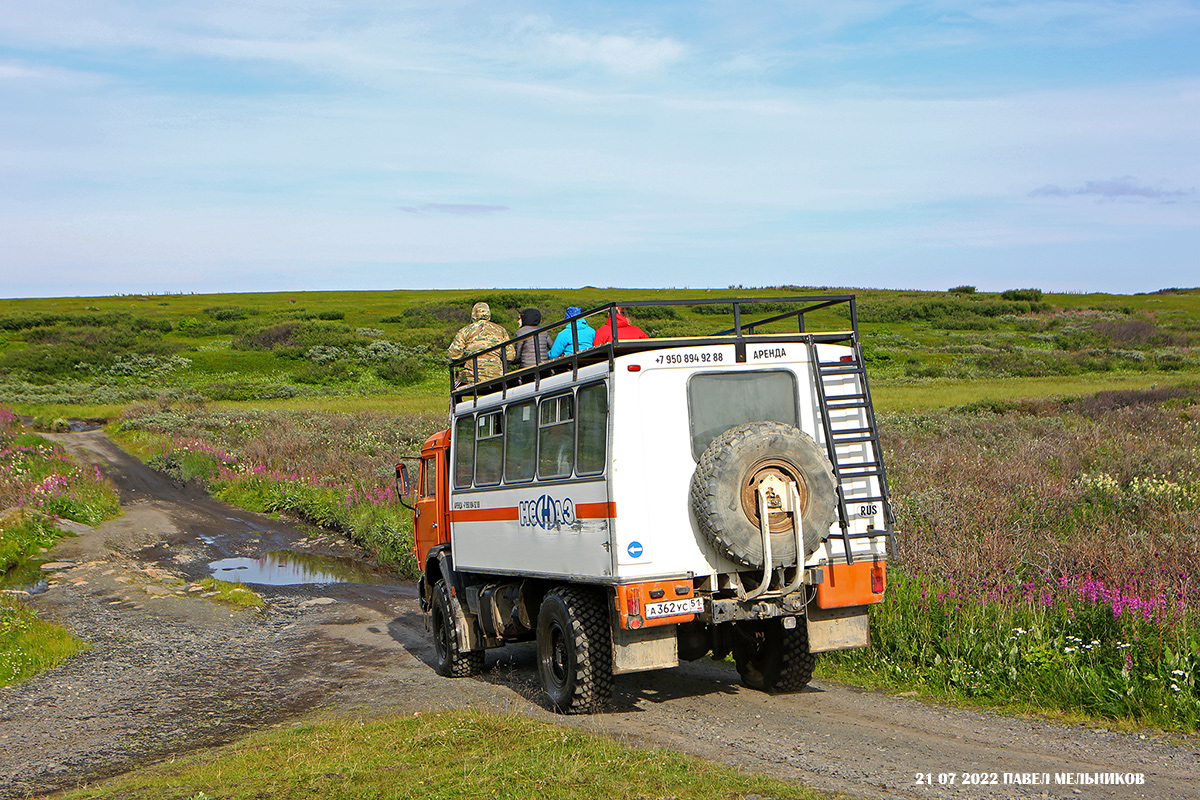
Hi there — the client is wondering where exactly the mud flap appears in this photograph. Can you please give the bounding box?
[611,623,678,674]
[806,605,870,653]
[434,550,484,651]
[448,585,484,651]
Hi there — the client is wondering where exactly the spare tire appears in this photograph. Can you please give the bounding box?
[690,421,837,568]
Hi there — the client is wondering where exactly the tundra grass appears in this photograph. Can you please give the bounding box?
[816,568,1200,732]
[60,708,832,800]
[9,402,127,423]
[819,392,1200,732]
[0,596,87,687]
[219,394,448,416]
[872,371,1193,412]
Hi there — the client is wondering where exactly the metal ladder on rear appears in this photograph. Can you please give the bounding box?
[805,335,897,563]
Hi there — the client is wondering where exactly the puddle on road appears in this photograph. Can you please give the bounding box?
[0,557,50,594]
[208,551,385,586]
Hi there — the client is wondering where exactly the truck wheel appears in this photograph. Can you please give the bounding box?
[690,421,837,568]
[536,587,613,714]
[732,618,816,693]
[431,579,484,677]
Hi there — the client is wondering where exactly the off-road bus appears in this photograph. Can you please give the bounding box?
[401,296,896,713]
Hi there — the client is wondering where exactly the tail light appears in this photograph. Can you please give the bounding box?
[871,562,885,594]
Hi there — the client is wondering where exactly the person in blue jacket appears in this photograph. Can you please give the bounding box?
[548,306,595,358]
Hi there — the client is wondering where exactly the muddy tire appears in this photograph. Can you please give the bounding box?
[536,586,613,714]
[430,579,484,677]
[690,420,837,568]
[733,618,816,693]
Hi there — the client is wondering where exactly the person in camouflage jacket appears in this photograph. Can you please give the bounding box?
[447,302,515,384]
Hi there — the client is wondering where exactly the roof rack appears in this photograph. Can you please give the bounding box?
[448,295,859,405]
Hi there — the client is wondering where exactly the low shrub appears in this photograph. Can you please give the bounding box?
[232,322,368,354]
[234,322,301,350]
[1067,386,1200,415]
[1093,319,1183,347]
[0,311,171,333]
[204,306,258,321]
[376,357,429,387]
[291,361,356,385]
[396,304,473,329]
[200,382,298,401]
[0,322,183,382]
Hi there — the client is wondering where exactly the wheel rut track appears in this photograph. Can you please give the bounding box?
[2,429,1197,799]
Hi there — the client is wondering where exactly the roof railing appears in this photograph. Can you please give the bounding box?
[449,295,858,403]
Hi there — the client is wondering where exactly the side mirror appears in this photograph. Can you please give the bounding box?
[395,462,416,512]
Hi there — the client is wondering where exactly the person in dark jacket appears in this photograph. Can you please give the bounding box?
[512,308,551,368]
[548,307,595,358]
[592,306,649,345]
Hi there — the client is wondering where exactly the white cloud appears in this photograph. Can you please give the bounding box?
[0,63,41,80]
[542,31,685,76]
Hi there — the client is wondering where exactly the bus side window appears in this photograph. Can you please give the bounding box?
[475,411,504,486]
[576,383,607,475]
[538,394,574,479]
[454,415,474,488]
[505,401,536,482]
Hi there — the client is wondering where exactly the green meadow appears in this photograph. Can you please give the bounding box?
[2,285,1198,417]
[2,285,1199,773]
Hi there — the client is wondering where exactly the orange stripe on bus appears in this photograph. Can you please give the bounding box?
[575,502,616,518]
[450,507,519,523]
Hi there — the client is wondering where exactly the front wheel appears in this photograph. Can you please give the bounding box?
[536,587,613,713]
[732,618,816,692]
[430,579,484,677]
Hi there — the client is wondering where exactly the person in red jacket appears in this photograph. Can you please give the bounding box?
[593,306,649,345]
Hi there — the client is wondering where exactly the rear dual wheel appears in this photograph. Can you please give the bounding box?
[732,617,816,693]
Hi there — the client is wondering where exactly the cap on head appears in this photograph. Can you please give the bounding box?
[521,308,542,326]
[472,302,491,320]
[565,306,582,319]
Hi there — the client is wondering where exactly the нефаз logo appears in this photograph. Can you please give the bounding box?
[518,495,577,529]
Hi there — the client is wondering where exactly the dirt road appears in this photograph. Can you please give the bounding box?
[2,430,1197,799]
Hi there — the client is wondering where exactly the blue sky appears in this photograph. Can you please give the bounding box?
[1,1,1198,298]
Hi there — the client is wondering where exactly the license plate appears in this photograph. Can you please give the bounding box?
[645,596,704,619]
